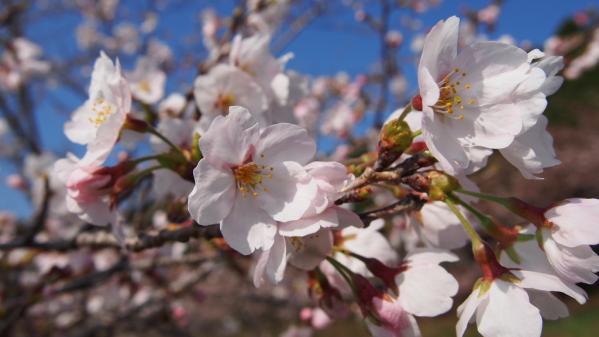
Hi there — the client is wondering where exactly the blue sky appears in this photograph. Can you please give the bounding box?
[1,0,597,217]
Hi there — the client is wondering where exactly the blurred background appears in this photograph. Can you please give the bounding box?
[0,0,598,336]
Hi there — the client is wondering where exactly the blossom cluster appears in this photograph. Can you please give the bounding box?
[1,2,598,337]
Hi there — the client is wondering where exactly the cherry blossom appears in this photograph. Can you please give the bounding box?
[53,154,117,227]
[541,198,599,284]
[187,106,317,255]
[194,64,268,128]
[64,52,132,165]
[0,37,50,90]
[416,16,550,175]
[127,57,166,104]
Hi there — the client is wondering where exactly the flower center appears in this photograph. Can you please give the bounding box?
[88,97,115,127]
[137,79,152,94]
[289,237,304,252]
[432,67,477,120]
[214,93,236,115]
[232,161,273,198]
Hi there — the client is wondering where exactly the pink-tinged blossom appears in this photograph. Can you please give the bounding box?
[194,64,268,128]
[187,106,317,255]
[416,16,550,175]
[300,307,332,330]
[53,154,116,227]
[352,274,421,337]
[64,52,132,165]
[127,57,166,104]
[540,198,599,284]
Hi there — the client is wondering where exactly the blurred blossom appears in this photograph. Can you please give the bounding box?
[478,4,500,26]
[0,38,50,91]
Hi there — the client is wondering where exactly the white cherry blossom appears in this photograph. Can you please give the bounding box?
[416,16,549,175]
[187,106,317,255]
[64,52,131,165]
[127,57,166,104]
[541,198,599,284]
[194,64,268,128]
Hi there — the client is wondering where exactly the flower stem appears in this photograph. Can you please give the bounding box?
[146,124,186,159]
[326,256,356,293]
[455,189,510,207]
[396,104,412,122]
[445,196,482,247]
[130,154,164,166]
[450,193,525,245]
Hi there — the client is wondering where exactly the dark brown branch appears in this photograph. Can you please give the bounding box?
[358,194,424,225]
[0,222,221,252]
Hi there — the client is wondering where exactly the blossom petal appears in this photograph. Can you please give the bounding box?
[187,160,236,225]
[476,280,542,337]
[199,106,260,167]
[221,194,277,255]
[396,249,459,317]
[258,161,317,222]
[545,198,599,247]
[456,287,485,337]
[255,123,316,166]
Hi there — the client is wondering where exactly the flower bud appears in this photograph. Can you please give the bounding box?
[426,171,460,201]
[5,174,27,190]
[376,119,413,169]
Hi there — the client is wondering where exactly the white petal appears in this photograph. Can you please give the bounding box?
[278,207,338,237]
[500,115,559,179]
[422,114,468,174]
[334,206,364,229]
[220,194,277,255]
[476,280,542,337]
[258,161,318,222]
[419,16,459,82]
[187,160,236,225]
[514,269,588,304]
[397,249,458,317]
[251,233,287,287]
[456,287,485,337]
[199,106,260,167]
[527,290,569,320]
[546,198,599,247]
[543,235,599,285]
[255,123,316,166]
[288,230,333,270]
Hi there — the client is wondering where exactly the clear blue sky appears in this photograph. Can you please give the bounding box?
[1,0,597,217]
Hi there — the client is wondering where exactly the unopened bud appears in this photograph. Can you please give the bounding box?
[191,132,202,163]
[376,119,413,170]
[123,116,149,133]
[426,171,460,201]
[6,174,27,190]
